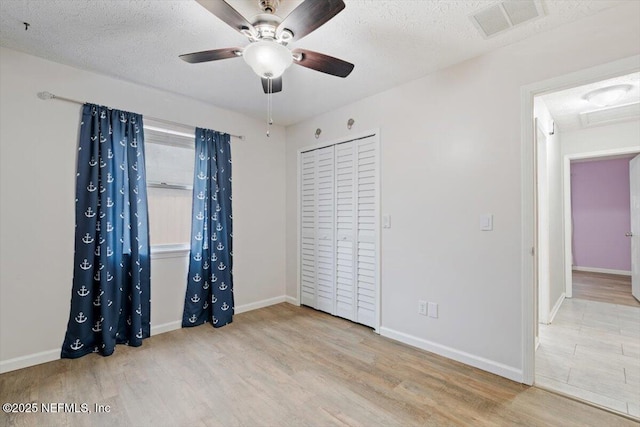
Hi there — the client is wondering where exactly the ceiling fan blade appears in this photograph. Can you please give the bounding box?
[292,49,354,78]
[277,0,345,41]
[195,0,255,34]
[179,47,241,64]
[262,77,283,94]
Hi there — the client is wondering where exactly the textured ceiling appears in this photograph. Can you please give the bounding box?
[541,72,640,132]
[0,0,627,126]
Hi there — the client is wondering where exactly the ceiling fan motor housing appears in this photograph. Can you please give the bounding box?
[251,13,282,41]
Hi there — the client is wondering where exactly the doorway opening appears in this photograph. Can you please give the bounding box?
[535,147,639,417]
[521,58,639,418]
[566,153,639,304]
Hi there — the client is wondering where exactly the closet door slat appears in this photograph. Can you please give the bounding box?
[356,138,377,328]
[315,146,335,314]
[335,142,357,321]
[300,150,317,308]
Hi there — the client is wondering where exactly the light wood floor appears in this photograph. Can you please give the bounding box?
[1,304,636,427]
[573,270,639,307]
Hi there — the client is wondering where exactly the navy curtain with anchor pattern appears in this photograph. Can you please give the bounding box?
[61,104,151,359]
[182,128,233,328]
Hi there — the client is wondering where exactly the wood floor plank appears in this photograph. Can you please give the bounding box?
[573,271,639,307]
[0,303,636,426]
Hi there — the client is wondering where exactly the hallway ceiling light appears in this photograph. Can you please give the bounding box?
[583,84,633,107]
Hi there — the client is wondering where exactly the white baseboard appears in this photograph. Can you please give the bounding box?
[1,296,289,374]
[152,295,291,333]
[379,327,523,383]
[150,244,190,259]
[549,293,566,324]
[285,295,300,306]
[573,266,631,276]
[0,349,59,374]
[151,320,181,335]
[235,295,287,314]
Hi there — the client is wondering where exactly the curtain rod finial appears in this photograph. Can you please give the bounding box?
[37,91,55,100]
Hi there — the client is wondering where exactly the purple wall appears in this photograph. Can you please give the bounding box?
[571,157,632,271]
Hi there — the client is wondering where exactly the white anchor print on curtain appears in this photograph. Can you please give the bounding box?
[182,128,233,328]
[61,104,151,358]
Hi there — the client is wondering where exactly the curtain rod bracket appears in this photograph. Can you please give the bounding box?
[37,91,55,100]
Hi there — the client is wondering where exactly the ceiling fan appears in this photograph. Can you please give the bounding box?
[180,0,354,94]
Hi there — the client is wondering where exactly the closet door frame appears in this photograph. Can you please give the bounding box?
[296,129,381,333]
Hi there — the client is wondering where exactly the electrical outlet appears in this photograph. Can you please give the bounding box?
[428,302,438,318]
[418,300,427,316]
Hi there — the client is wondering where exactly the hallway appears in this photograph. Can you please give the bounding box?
[536,273,639,418]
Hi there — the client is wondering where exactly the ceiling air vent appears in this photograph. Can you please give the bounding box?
[471,0,545,38]
[579,102,640,128]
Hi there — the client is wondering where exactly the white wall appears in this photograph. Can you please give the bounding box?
[561,120,640,156]
[548,125,564,319]
[534,98,550,324]
[0,47,287,370]
[285,2,640,381]
[534,98,564,324]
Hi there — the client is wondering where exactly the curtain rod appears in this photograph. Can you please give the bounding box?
[36,91,245,140]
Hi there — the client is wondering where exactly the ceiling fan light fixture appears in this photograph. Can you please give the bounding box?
[583,84,633,107]
[242,40,292,79]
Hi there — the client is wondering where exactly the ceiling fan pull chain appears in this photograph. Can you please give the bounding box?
[266,76,274,137]
[269,79,274,126]
[266,77,270,137]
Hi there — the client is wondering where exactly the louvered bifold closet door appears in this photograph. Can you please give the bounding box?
[299,137,377,327]
[300,151,317,307]
[315,146,336,313]
[335,142,357,321]
[356,138,377,328]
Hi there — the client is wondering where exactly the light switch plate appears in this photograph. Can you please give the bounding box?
[480,214,493,231]
[383,214,391,229]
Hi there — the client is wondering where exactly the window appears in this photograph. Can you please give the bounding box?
[144,120,195,247]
